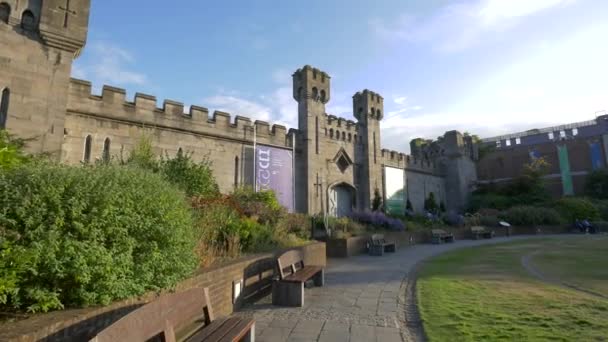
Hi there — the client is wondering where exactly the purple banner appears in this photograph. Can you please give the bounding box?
[255,145,294,212]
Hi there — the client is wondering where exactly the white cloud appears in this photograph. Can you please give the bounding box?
[372,0,576,52]
[203,95,273,122]
[479,0,575,24]
[71,41,148,91]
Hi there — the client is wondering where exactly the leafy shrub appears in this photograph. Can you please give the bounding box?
[350,211,405,231]
[230,187,286,225]
[502,206,562,226]
[442,212,464,227]
[592,200,608,221]
[160,149,219,198]
[464,213,481,227]
[0,130,29,170]
[275,213,312,240]
[424,192,438,213]
[372,188,383,212]
[468,193,513,212]
[585,170,608,199]
[0,163,197,312]
[554,197,600,222]
[121,136,220,199]
[191,198,242,264]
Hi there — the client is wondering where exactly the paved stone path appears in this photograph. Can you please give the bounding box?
[240,236,545,342]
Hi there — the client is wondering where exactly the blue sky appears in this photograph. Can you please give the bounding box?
[73,0,608,152]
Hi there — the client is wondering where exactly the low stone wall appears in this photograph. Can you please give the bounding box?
[0,242,326,342]
[326,225,570,258]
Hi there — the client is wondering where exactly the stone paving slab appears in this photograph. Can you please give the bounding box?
[239,235,551,342]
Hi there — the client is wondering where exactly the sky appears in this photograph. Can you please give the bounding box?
[72,0,608,153]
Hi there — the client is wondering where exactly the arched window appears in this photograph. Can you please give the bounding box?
[177,147,183,156]
[354,134,358,143]
[335,130,340,140]
[0,3,10,24]
[376,110,381,118]
[370,107,375,118]
[21,10,36,31]
[0,88,9,129]
[83,135,92,163]
[102,138,111,162]
[320,90,326,103]
[311,87,318,100]
[342,132,345,140]
[329,128,334,139]
[348,133,352,142]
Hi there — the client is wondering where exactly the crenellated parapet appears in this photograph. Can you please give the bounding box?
[322,113,361,144]
[293,65,331,103]
[353,89,384,121]
[67,79,293,148]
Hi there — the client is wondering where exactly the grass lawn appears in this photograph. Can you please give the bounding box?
[417,236,608,341]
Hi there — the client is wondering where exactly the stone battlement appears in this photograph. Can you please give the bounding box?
[67,78,292,147]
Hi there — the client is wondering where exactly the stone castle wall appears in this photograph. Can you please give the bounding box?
[63,79,293,193]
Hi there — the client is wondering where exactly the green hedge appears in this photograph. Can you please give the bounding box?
[554,197,600,222]
[0,163,197,312]
[501,206,563,226]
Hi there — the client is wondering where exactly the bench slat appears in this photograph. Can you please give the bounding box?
[282,266,323,283]
[184,317,238,342]
[213,318,255,342]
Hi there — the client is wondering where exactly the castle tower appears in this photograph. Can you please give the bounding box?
[442,130,478,212]
[353,89,384,210]
[0,0,91,156]
[293,65,330,214]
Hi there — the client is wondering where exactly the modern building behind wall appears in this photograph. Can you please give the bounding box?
[478,115,608,196]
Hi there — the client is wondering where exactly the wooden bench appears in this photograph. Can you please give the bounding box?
[470,226,494,240]
[90,287,255,342]
[368,234,397,256]
[431,229,454,244]
[272,250,324,307]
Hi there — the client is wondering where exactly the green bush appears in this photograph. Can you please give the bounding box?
[502,206,562,226]
[585,170,608,199]
[276,213,312,240]
[592,200,608,221]
[160,150,219,198]
[0,163,197,312]
[230,187,286,225]
[554,197,600,222]
[424,192,438,213]
[0,130,29,170]
[468,193,513,212]
[121,136,220,199]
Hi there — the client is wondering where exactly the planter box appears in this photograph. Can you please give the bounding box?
[326,236,369,258]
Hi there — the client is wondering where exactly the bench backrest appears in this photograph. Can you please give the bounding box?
[431,229,446,236]
[277,249,304,280]
[90,288,214,342]
[370,234,386,245]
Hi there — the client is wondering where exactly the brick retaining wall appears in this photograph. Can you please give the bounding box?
[0,242,326,342]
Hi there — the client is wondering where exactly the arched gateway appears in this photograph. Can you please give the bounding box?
[328,183,355,217]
